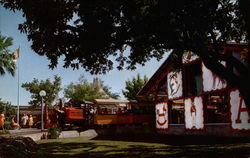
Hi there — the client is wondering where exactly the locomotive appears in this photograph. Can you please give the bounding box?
[50,99,155,129]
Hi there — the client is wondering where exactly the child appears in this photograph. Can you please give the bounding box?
[28,115,34,128]
[0,112,5,130]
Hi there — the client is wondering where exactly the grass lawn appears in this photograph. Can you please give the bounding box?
[35,136,250,158]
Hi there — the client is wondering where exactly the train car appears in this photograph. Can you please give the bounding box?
[52,99,94,129]
[51,99,155,129]
[93,100,155,126]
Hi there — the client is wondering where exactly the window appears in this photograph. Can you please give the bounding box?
[204,91,229,123]
[183,62,202,97]
[169,100,185,124]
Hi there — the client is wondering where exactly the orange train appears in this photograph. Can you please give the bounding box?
[58,100,155,127]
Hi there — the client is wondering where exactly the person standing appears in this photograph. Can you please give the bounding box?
[0,112,5,130]
[21,114,28,128]
[28,115,34,128]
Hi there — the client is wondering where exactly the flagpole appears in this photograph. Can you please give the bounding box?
[17,59,20,125]
[17,47,20,126]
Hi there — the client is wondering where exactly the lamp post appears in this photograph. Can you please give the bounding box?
[39,90,46,131]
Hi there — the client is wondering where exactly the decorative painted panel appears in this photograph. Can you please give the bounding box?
[167,71,183,99]
[202,62,227,92]
[182,51,199,64]
[184,96,204,130]
[230,89,250,130]
[155,102,168,129]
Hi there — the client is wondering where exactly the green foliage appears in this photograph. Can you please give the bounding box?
[101,82,120,99]
[4,121,11,130]
[0,99,17,121]
[0,0,247,74]
[1,0,250,105]
[64,75,119,100]
[122,74,148,100]
[0,129,9,135]
[48,126,61,139]
[0,33,16,76]
[64,76,102,101]
[21,76,61,107]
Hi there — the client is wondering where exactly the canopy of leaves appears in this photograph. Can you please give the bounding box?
[0,33,16,76]
[0,0,246,74]
[1,0,250,106]
[122,74,148,100]
[64,76,101,101]
[64,76,119,101]
[0,99,16,121]
[21,76,61,107]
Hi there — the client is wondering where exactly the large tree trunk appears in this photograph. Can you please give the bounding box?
[194,47,250,109]
[238,0,250,108]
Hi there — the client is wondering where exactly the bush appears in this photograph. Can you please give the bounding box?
[4,121,11,130]
[0,129,9,135]
[0,136,38,157]
[48,126,61,139]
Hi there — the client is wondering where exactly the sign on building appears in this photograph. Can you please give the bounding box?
[202,62,227,92]
[167,71,183,99]
[155,102,168,129]
[184,96,204,130]
[230,89,250,130]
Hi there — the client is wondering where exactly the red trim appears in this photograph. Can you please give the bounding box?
[154,101,168,105]
[202,87,229,95]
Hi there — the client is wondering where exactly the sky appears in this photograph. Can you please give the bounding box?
[0,5,169,106]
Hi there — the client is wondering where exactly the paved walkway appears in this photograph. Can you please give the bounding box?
[9,128,42,134]
[6,128,98,141]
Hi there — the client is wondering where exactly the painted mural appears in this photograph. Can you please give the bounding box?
[167,71,183,99]
[202,62,227,92]
[156,102,168,129]
[184,96,204,130]
[182,51,199,64]
[230,89,250,130]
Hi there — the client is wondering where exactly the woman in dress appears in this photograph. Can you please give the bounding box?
[28,115,34,128]
[0,112,5,130]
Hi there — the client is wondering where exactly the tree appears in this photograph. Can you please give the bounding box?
[64,76,101,101]
[22,76,61,107]
[101,82,120,99]
[0,99,16,121]
[103,85,120,99]
[0,33,16,76]
[1,1,249,105]
[64,76,119,100]
[122,74,148,100]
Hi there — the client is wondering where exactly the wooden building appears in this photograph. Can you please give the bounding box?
[137,44,250,137]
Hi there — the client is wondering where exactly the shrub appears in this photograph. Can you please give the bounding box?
[4,121,11,130]
[48,126,61,139]
[0,129,9,135]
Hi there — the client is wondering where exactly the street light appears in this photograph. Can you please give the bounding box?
[39,90,46,131]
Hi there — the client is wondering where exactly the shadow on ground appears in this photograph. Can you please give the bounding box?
[35,135,250,158]
[93,134,250,145]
